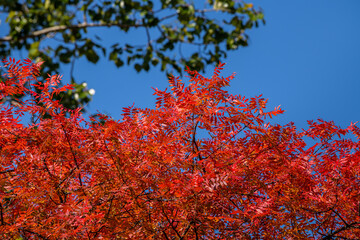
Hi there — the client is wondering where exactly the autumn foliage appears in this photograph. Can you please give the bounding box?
[0,58,360,239]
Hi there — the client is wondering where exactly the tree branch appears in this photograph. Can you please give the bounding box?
[0,7,217,44]
[0,22,145,43]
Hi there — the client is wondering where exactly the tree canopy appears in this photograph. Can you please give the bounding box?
[0,0,264,111]
[0,58,359,239]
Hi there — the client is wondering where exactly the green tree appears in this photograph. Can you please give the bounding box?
[0,0,264,111]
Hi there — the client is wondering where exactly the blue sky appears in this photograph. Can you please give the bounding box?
[1,0,360,131]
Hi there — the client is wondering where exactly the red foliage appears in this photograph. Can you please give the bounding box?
[0,58,359,239]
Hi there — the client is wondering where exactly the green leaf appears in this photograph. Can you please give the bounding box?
[134,63,142,72]
[28,41,40,58]
[115,58,124,67]
[151,58,159,66]
[109,51,118,61]
[85,49,99,63]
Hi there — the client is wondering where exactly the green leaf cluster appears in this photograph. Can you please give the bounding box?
[0,0,265,111]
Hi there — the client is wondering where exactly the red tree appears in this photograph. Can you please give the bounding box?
[0,58,359,239]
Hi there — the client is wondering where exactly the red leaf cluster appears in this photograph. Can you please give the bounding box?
[0,59,359,239]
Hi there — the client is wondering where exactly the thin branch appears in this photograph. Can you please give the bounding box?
[0,169,15,174]
[20,228,50,240]
[161,207,182,239]
[56,165,77,188]
[321,222,360,240]
[105,195,115,220]
[61,123,79,168]
[144,20,152,48]
[332,209,349,227]
[162,230,170,240]
[90,225,106,239]
[70,44,77,81]
[181,222,192,239]
[0,203,4,226]
[192,120,202,161]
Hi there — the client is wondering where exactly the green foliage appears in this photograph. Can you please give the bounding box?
[0,0,264,111]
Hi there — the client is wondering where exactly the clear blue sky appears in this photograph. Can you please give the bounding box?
[2,0,360,130]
